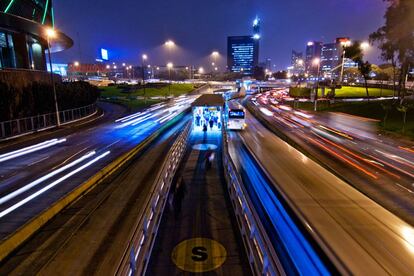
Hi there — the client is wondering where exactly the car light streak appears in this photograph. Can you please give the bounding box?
[374,149,414,170]
[307,136,378,179]
[316,135,400,179]
[259,107,274,116]
[0,138,66,163]
[0,151,110,218]
[0,151,97,205]
[399,146,414,154]
[318,125,354,140]
[367,152,414,179]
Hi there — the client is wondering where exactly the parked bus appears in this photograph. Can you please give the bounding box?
[226,101,246,130]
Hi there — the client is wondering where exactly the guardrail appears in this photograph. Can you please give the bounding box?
[116,121,192,276]
[0,103,97,140]
[222,130,285,276]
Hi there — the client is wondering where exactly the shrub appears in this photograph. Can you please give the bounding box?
[0,81,99,121]
[289,87,311,97]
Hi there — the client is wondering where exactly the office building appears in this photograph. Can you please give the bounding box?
[0,0,72,86]
[320,42,340,78]
[227,36,259,75]
[291,50,304,75]
[305,41,322,75]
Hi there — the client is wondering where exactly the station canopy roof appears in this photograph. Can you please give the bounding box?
[191,94,225,107]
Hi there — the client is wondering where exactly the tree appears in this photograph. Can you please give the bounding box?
[272,70,288,79]
[253,66,265,80]
[344,41,371,97]
[370,0,414,99]
[396,103,413,134]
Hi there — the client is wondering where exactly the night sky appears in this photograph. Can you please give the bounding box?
[53,0,387,70]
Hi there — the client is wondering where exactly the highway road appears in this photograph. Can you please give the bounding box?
[248,91,414,225]
[227,108,414,274]
[0,95,197,244]
[0,116,189,275]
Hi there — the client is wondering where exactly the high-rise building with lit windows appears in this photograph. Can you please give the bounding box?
[305,41,322,75]
[0,0,72,72]
[227,17,260,75]
[227,36,259,75]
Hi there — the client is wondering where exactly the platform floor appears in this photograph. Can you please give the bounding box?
[147,131,251,275]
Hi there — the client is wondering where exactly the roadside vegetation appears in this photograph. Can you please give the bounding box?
[100,83,195,111]
[0,81,99,121]
[289,99,414,139]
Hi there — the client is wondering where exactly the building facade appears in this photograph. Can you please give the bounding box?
[291,50,304,75]
[320,42,340,78]
[305,41,322,76]
[227,36,259,75]
[0,0,72,72]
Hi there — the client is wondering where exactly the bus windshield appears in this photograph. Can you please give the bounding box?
[229,109,245,119]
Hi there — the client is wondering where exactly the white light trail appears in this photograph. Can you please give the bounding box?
[0,138,67,163]
[0,151,96,205]
[0,151,110,218]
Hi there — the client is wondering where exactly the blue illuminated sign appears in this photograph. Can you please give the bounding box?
[101,48,109,61]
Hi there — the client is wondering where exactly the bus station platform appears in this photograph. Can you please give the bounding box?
[147,130,251,275]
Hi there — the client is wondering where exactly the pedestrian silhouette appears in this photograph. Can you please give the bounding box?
[174,176,187,219]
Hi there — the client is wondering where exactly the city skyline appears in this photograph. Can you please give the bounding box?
[53,0,387,69]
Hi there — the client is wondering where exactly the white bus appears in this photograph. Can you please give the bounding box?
[227,101,246,130]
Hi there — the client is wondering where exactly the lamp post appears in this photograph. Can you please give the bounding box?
[142,54,147,97]
[165,40,175,63]
[167,62,173,97]
[313,58,320,111]
[211,51,219,72]
[198,67,204,79]
[46,28,60,127]
[339,40,351,83]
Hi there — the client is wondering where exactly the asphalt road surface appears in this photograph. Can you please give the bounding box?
[0,95,197,242]
[0,116,190,275]
[249,91,414,226]
[227,108,414,274]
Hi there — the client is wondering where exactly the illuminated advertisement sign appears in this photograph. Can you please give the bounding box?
[101,48,109,60]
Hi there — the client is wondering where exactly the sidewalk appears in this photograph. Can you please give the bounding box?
[147,130,251,275]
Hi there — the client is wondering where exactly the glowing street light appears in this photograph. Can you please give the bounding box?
[198,67,204,74]
[360,41,370,50]
[211,51,219,58]
[165,40,175,47]
[45,27,60,127]
[74,61,80,67]
[313,58,321,111]
[106,65,110,69]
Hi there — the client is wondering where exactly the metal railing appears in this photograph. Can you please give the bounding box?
[116,121,191,276]
[222,130,285,276]
[0,103,97,140]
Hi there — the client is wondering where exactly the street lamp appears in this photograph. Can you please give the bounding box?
[142,54,148,96]
[165,40,175,48]
[74,61,80,67]
[313,58,320,111]
[45,27,60,127]
[339,40,351,83]
[167,62,173,96]
[360,41,370,51]
[211,51,219,72]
